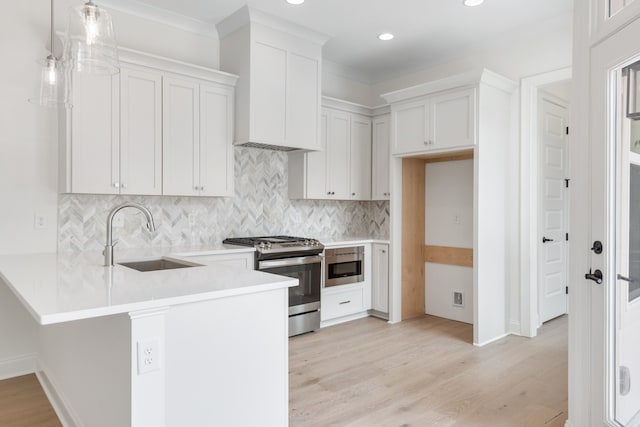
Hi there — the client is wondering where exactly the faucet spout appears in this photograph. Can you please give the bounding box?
[104,202,156,266]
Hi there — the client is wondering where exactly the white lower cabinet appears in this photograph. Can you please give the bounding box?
[322,287,365,321]
[371,243,390,316]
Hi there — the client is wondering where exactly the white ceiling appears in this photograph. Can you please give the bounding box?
[105,0,573,83]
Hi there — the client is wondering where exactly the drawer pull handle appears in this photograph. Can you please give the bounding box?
[339,300,351,305]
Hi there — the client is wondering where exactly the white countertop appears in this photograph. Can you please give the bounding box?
[0,246,296,326]
[318,237,390,247]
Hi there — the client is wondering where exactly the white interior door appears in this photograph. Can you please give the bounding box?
[538,95,569,324]
[614,71,640,426]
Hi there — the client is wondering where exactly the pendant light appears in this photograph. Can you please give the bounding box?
[31,0,69,108]
[65,0,119,74]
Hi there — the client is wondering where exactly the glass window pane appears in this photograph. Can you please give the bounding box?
[629,164,640,301]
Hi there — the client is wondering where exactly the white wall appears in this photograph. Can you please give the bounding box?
[425,160,474,324]
[0,1,219,379]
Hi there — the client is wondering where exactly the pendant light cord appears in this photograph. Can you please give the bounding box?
[50,0,54,56]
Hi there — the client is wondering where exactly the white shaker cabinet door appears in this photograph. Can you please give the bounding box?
[349,115,372,200]
[326,110,351,200]
[251,41,287,144]
[391,99,429,155]
[119,67,162,195]
[286,52,322,151]
[372,115,391,200]
[371,243,390,313]
[199,83,234,197]
[429,88,476,149]
[70,72,120,194]
[304,111,330,199]
[163,77,200,196]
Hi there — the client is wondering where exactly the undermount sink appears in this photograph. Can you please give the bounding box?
[118,258,201,272]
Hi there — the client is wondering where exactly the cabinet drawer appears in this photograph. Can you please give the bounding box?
[322,287,364,320]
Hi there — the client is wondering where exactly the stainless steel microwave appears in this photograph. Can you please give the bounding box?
[324,246,364,287]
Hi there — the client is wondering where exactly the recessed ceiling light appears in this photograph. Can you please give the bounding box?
[463,0,484,6]
[378,33,395,41]
[286,0,305,4]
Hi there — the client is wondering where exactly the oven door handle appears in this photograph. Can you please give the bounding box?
[258,255,323,270]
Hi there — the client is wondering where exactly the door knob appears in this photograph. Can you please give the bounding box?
[591,241,603,254]
[542,236,554,243]
[585,269,603,284]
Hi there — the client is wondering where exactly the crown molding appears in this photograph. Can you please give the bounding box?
[216,5,329,45]
[99,0,218,38]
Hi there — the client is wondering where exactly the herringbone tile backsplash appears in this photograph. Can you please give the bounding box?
[58,147,389,253]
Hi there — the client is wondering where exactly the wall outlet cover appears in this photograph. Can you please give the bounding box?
[453,291,464,307]
[137,339,161,375]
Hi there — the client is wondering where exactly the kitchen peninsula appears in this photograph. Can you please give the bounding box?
[0,247,295,427]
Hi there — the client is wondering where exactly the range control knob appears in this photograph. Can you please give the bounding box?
[266,242,272,249]
[259,242,266,249]
[304,240,310,245]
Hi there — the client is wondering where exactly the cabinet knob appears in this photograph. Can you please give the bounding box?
[352,192,356,196]
[382,250,386,253]
[121,183,127,189]
[113,182,120,188]
[200,186,205,191]
[327,192,331,195]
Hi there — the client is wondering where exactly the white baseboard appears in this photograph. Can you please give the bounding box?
[36,361,80,427]
[474,332,511,347]
[0,353,37,380]
[509,320,521,335]
[564,420,573,427]
[320,311,369,328]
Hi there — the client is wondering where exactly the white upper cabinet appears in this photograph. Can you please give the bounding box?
[119,67,162,195]
[288,103,372,201]
[163,76,235,197]
[372,114,391,200]
[60,48,237,197]
[349,115,373,200]
[162,77,200,197]
[390,87,476,156]
[62,71,120,194]
[218,7,328,151]
[199,84,235,197]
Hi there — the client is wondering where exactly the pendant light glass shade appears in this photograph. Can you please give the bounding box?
[35,55,71,108]
[30,0,71,108]
[65,1,119,74]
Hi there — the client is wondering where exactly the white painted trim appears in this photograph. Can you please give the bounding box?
[380,69,516,104]
[519,67,572,339]
[99,0,218,37]
[389,157,403,324]
[473,332,511,347]
[564,420,574,427]
[36,361,80,427]
[0,353,37,380]
[322,96,373,116]
[320,311,369,328]
[371,105,391,116]
[509,320,522,335]
[216,5,329,45]
[118,48,238,86]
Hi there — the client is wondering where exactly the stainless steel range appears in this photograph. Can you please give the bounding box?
[223,236,324,336]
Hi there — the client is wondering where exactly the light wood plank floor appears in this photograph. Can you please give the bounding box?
[290,315,568,427]
[0,374,61,427]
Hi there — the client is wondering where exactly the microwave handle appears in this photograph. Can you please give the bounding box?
[258,255,323,270]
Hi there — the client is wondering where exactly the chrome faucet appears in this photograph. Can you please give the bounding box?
[104,202,156,266]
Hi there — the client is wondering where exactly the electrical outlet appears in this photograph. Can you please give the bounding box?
[188,213,196,226]
[453,213,461,225]
[34,213,47,230]
[453,291,464,307]
[137,340,160,375]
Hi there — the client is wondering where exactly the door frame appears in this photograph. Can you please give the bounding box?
[519,67,572,338]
